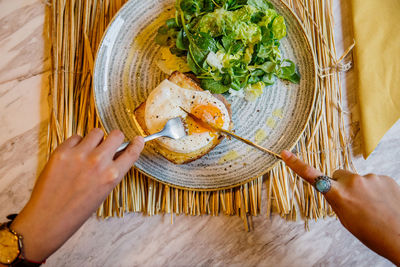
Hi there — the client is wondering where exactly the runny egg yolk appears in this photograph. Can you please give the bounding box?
[186,104,225,135]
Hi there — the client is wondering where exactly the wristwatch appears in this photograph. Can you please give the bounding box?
[0,215,43,266]
[0,222,23,265]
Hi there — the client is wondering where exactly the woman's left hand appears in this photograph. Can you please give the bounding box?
[281,150,400,265]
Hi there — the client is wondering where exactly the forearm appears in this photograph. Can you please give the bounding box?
[361,230,400,265]
[10,193,103,262]
[281,151,400,266]
[0,131,144,265]
[10,211,69,262]
[377,239,400,265]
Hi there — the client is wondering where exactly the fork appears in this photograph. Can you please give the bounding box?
[116,117,187,153]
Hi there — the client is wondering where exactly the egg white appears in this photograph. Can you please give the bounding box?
[145,79,231,154]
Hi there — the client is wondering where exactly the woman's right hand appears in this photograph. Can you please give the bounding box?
[281,150,400,265]
[10,129,144,263]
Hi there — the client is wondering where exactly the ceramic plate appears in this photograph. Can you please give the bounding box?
[93,0,316,190]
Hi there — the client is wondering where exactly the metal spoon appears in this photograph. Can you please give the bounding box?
[116,117,187,153]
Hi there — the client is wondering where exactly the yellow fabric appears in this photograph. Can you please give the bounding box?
[350,0,400,158]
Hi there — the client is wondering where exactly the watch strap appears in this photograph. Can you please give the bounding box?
[10,258,42,267]
[6,214,18,222]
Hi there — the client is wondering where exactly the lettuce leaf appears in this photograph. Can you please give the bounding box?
[248,0,273,11]
[276,59,300,83]
[258,9,278,28]
[271,15,286,39]
[200,78,230,93]
[155,0,300,100]
[233,23,261,45]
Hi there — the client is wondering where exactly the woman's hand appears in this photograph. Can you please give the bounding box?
[10,129,144,262]
[281,150,400,265]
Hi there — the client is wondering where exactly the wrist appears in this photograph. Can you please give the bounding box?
[0,219,45,266]
[10,200,84,263]
[391,252,400,266]
[10,210,51,263]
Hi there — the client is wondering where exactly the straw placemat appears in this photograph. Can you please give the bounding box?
[46,0,353,229]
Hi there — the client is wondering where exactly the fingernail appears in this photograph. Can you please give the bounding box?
[281,150,292,160]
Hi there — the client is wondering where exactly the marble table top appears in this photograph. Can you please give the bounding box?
[0,0,398,266]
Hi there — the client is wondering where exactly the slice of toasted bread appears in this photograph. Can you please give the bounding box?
[135,71,232,164]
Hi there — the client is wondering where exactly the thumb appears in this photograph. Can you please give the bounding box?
[113,136,144,178]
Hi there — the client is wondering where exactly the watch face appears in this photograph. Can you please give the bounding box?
[0,228,20,264]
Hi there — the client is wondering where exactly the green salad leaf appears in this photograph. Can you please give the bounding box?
[155,0,300,100]
[248,0,273,11]
[271,15,286,39]
[201,78,230,93]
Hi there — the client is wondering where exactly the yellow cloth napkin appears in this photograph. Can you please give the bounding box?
[350,0,400,158]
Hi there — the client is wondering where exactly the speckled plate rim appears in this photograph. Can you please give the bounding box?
[93,0,317,192]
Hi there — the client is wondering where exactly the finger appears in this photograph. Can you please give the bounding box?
[56,134,83,150]
[282,150,340,201]
[332,169,356,181]
[281,150,323,184]
[363,173,380,180]
[113,136,144,179]
[95,129,125,159]
[76,128,104,152]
